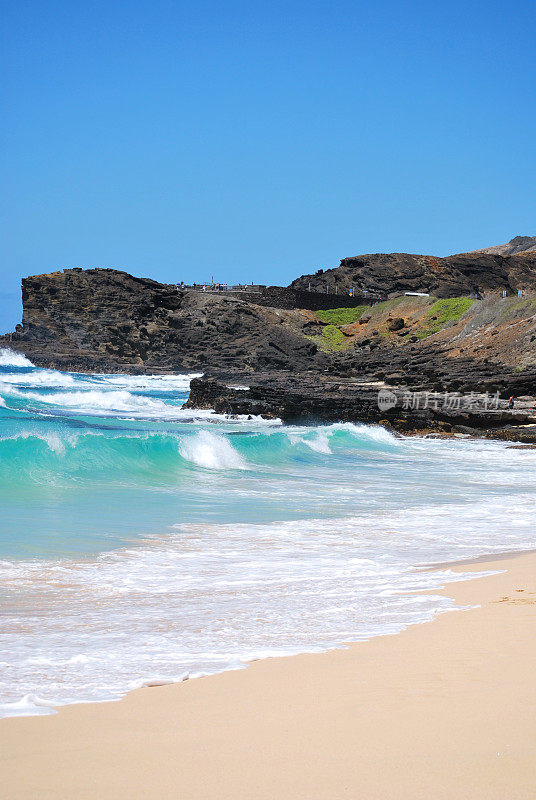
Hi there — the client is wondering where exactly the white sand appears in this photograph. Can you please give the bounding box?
[1,552,535,799]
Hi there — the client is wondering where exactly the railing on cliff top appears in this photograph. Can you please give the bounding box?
[183,284,263,293]
[179,283,387,301]
[178,283,387,311]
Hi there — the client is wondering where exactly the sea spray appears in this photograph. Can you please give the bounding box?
[179,429,247,469]
[0,348,35,367]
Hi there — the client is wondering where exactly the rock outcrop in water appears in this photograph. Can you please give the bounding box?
[185,374,536,437]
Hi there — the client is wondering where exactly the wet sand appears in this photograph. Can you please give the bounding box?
[1,551,535,799]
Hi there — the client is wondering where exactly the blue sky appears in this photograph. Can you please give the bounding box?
[1,0,535,330]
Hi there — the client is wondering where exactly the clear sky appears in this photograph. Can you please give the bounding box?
[1,0,535,330]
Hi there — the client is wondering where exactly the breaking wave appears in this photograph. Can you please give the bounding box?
[0,422,401,487]
[0,370,76,387]
[13,388,180,416]
[0,348,34,367]
[179,430,247,470]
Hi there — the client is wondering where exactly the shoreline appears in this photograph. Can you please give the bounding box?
[2,550,536,798]
[424,546,536,569]
[0,545,523,722]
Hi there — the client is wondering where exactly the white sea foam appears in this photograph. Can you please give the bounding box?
[305,431,332,453]
[0,348,34,367]
[2,485,536,717]
[0,369,76,388]
[0,694,59,717]
[289,430,333,454]
[128,672,190,690]
[32,431,67,455]
[338,421,400,444]
[179,430,247,469]
[95,373,202,392]
[10,388,181,417]
[0,368,198,393]
[286,422,399,451]
[0,430,95,452]
[2,385,277,424]
[0,363,282,424]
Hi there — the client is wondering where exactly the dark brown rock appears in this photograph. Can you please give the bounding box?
[185,374,536,437]
[2,269,327,374]
[291,251,536,298]
[387,317,405,332]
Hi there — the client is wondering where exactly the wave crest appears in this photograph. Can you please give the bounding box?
[0,348,34,367]
[179,430,247,470]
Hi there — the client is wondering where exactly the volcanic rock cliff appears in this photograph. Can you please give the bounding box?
[290,247,536,298]
[2,268,323,373]
[3,242,536,404]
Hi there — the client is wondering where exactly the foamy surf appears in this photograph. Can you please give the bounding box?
[94,373,202,392]
[0,512,504,718]
[0,694,60,717]
[2,355,536,718]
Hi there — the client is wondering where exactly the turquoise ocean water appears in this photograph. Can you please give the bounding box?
[1,347,535,717]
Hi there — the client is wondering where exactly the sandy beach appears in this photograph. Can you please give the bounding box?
[1,550,535,800]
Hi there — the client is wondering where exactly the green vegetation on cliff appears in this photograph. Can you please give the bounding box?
[316,306,367,325]
[415,297,474,339]
[308,324,351,352]
[309,306,367,351]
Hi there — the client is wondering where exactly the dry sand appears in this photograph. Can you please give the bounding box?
[1,551,536,800]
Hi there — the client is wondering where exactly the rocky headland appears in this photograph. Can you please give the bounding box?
[2,235,536,436]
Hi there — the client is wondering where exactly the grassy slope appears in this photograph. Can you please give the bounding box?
[311,299,426,351]
[308,324,350,352]
[310,306,367,351]
[316,306,368,325]
[415,297,474,340]
[309,296,476,351]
